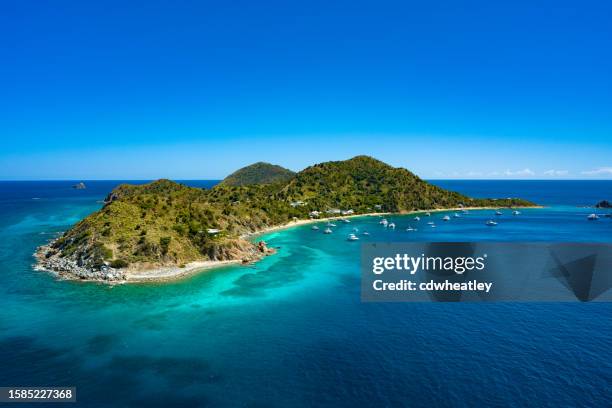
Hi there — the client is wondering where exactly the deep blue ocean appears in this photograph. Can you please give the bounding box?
[1,180,611,407]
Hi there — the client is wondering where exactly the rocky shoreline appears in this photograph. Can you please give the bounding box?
[34,238,275,283]
[35,243,127,282]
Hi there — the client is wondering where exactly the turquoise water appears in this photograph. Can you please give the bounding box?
[1,181,611,407]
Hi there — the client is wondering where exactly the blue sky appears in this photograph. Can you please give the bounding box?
[1,0,611,180]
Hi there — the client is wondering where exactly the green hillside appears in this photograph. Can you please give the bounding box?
[220,162,295,186]
[280,156,471,212]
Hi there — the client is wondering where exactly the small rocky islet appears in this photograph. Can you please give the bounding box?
[595,200,611,209]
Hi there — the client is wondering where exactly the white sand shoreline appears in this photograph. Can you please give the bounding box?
[125,259,243,282]
[243,206,536,239]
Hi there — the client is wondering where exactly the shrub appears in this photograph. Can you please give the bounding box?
[160,236,172,255]
[110,259,129,268]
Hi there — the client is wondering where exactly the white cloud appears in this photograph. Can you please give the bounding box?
[503,168,535,177]
[582,167,612,176]
[466,171,483,177]
[543,169,569,176]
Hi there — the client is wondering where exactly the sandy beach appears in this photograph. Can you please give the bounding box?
[243,206,531,239]
[125,259,243,282]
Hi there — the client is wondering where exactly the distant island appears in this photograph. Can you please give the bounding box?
[35,156,536,282]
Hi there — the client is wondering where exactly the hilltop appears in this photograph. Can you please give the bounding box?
[219,162,295,186]
[280,156,471,212]
[36,156,535,282]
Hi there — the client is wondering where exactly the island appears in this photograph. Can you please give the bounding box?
[35,156,536,282]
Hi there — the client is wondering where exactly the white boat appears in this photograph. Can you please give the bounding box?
[453,213,460,218]
[379,218,388,226]
[486,220,498,226]
[342,219,351,223]
[442,215,450,221]
[414,216,420,221]
[406,226,415,231]
[311,226,319,230]
[326,222,336,227]
[430,224,436,228]
[324,228,333,234]
[427,221,435,225]
[388,222,396,229]
[425,212,431,216]
[352,227,359,232]
[347,233,359,241]
[587,214,599,220]
[362,231,370,236]
[512,210,520,215]
[495,211,503,216]
[462,210,469,214]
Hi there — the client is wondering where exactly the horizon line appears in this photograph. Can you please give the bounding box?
[1,178,612,182]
